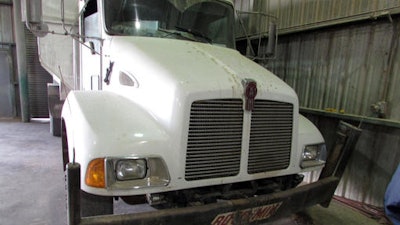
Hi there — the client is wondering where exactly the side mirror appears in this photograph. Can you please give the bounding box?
[21,0,48,37]
[21,0,42,24]
[265,22,277,57]
[256,22,277,59]
[236,11,278,61]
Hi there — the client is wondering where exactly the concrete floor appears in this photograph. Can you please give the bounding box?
[0,119,390,225]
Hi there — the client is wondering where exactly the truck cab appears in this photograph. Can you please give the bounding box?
[27,0,328,218]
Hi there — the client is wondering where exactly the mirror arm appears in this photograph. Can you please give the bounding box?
[236,10,257,59]
[61,0,68,34]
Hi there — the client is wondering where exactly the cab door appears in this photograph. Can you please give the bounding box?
[80,0,102,91]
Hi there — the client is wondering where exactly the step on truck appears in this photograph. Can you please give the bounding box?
[22,0,362,224]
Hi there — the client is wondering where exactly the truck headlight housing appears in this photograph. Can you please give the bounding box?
[301,143,327,168]
[105,157,170,190]
[116,159,147,181]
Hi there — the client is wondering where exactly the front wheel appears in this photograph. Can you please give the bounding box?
[61,120,69,171]
[81,191,114,217]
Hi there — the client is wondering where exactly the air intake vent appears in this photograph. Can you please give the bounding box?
[185,99,243,181]
[248,100,293,174]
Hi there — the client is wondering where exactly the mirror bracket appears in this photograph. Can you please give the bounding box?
[21,0,48,37]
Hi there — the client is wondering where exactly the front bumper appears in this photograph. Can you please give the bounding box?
[74,174,339,225]
[67,121,362,225]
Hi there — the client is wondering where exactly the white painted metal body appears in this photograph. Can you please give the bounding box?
[39,0,325,197]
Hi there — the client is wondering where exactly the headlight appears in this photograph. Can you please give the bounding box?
[116,159,147,180]
[301,144,327,168]
[303,145,320,161]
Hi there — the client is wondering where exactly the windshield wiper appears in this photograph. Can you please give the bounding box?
[175,26,212,44]
[158,28,196,42]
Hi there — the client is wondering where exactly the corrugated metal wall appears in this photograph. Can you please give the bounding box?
[0,1,16,118]
[268,17,400,121]
[0,2,13,44]
[1,1,52,118]
[0,50,14,117]
[235,0,400,35]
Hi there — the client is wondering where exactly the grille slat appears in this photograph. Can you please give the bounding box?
[249,155,291,161]
[248,100,293,174]
[248,136,292,142]
[250,131,292,135]
[185,99,243,181]
[186,162,240,169]
[249,145,292,151]
[189,125,243,130]
[185,170,239,180]
[185,147,241,153]
[186,157,241,163]
[187,141,241,147]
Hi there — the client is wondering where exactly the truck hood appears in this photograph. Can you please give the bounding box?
[105,37,298,127]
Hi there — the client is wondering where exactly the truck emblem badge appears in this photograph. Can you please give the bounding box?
[242,79,257,111]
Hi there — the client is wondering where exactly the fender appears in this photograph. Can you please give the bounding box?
[298,114,326,172]
[298,115,324,145]
[61,91,170,195]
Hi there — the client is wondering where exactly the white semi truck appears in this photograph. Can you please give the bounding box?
[22,0,360,224]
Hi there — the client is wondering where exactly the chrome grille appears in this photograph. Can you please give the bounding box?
[185,99,243,181]
[248,100,293,174]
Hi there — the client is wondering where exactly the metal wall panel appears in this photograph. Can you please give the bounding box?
[25,28,52,118]
[267,17,400,121]
[0,3,14,117]
[0,5,13,44]
[235,0,400,35]
[0,50,14,117]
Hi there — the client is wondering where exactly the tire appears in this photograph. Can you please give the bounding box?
[61,120,69,171]
[81,191,114,217]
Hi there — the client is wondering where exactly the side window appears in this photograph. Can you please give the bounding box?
[80,0,101,91]
[83,0,99,38]
[208,18,228,46]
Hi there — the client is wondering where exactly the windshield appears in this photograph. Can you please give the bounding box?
[104,0,235,48]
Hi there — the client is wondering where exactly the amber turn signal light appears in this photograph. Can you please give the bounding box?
[85,158,106,188]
